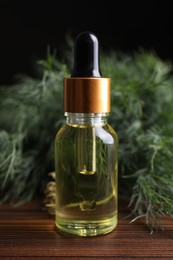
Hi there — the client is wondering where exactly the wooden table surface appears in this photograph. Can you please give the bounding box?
[0,199,173,260]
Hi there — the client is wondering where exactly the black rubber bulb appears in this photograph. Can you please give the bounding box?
[71,31,102,77]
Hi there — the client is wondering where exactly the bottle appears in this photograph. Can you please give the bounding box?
[55,31,118,236]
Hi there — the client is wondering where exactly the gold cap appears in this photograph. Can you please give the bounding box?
[64,77,111,113]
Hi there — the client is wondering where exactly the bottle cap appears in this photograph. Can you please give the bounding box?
[64,31,111,113]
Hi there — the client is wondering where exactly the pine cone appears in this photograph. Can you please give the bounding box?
[43,172,56,215]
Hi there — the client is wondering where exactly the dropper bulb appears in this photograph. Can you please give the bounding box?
[71,31,102,77]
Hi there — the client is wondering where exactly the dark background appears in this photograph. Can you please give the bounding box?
[0,0,173,85]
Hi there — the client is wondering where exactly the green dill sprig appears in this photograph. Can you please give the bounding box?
[101,50,173,230]
[127,129,173,231]
[0,53,69,204]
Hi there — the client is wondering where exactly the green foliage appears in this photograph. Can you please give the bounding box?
[0,48,173,230]
[0,54,69,204]
[101,51,173,230]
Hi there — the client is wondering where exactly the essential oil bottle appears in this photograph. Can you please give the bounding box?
[55,31,118,236]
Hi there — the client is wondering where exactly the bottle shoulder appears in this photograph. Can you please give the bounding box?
[55,123,69,139]
[55,123,118,144]
[104,124,118,137]
[96,124,118,144]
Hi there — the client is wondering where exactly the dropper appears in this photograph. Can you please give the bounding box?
[64,31,110,113]
[72,31,102,77]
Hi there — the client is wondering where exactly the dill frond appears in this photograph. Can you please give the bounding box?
[0,47,173,231]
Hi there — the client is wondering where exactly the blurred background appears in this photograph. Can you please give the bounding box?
[0,0,173,85]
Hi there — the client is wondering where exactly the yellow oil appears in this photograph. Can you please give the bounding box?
[55,123,118,236]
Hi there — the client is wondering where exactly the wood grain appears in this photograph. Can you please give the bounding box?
[0,199,173,260]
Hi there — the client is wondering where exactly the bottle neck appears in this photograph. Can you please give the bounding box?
[65,113,108,126]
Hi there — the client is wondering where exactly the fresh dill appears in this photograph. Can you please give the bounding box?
[0,48,173,231]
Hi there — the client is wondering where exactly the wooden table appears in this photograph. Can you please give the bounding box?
[0,199,173,259]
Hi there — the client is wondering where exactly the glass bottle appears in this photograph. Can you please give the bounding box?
[55,31,118,236]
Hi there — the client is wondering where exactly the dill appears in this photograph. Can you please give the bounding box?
[0,48,173,231]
